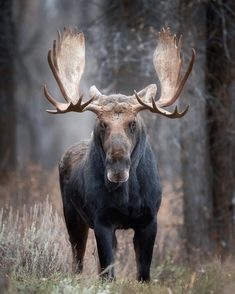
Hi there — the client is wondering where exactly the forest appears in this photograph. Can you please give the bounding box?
[0,0,235,293]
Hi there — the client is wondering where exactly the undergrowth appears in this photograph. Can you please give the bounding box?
[0,200,234,293]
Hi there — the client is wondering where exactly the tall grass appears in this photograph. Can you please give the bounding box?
[0,200,235,293]
[0,198,71,278]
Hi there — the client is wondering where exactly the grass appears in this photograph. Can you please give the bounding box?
[0,199,235,294]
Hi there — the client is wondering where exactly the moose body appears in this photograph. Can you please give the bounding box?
[44,28,195,281]
[59,102,162,281]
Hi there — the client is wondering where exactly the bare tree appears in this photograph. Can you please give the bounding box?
[179,1,215,259]
[206,0,235,256]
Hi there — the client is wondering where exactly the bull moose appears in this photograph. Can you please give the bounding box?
[44,27,195,281]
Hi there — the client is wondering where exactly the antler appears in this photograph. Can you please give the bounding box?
[135,27,195,118]
[134,90,189,118]
[44,28,99,114]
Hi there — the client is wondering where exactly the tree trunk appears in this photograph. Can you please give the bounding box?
[0,0,16,172]
[180,1,214,259]
[206,0,235,256]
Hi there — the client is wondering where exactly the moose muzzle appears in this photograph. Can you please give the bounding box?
[106,155,130,183]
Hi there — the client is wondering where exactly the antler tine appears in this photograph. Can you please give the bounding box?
[57,30,61,44]
[44,85,72,114]
[48,46,70,102]
[44,85,59,108]
[134,90,151,111]
[134,90,189,118]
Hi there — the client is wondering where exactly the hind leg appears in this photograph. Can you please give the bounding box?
[63,204,89,274]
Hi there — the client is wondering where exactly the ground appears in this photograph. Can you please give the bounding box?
[0,199,235,294]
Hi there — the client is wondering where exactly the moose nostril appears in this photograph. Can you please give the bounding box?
[107,169,129,183]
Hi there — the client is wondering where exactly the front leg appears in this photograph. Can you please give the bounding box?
[94,223,115,280]
[133,220,157,282]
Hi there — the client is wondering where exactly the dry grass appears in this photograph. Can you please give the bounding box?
[0,199,71,277]
[0,200,235,294]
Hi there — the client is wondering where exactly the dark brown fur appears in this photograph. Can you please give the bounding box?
[59,104,162,281]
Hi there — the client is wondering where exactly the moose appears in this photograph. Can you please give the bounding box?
[44,27,195,281]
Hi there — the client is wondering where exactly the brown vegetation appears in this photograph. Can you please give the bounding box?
[0,198,235,293]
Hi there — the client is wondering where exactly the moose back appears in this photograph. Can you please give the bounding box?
[44,27,195,281]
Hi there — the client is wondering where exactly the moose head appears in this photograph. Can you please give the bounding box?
[44,27,195,184]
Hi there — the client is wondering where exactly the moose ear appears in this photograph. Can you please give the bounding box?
[136,84,157,103]
[89,85,102,98]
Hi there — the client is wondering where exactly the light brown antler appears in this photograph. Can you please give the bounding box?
[44,28,99,114]
[135,27,195,118]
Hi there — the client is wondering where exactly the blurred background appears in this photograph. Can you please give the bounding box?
[0,0,234,268]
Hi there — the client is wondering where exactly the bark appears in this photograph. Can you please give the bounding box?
[0,0,16,171]
[180,1,214,259]
[206,0,235,256]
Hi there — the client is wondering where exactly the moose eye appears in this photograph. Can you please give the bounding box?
[129,121,136,133]
[100,121,107,131]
